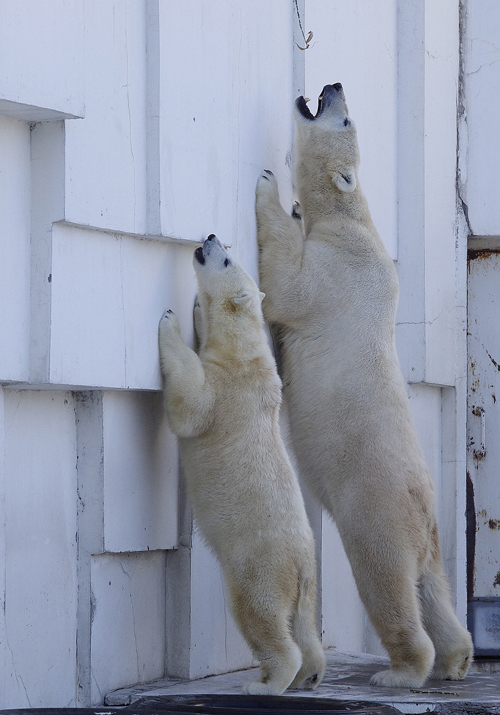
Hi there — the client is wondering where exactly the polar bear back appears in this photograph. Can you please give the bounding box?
[179,356,314,562]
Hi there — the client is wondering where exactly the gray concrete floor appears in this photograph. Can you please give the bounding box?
[106,649,500,714]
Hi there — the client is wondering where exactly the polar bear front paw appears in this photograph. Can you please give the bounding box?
[159,309,181,343]
[256,169,280,204]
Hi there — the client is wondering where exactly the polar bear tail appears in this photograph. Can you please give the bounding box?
[289,574,326,689]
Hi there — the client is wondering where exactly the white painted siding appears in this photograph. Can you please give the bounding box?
[48,223,198,389]
[3,391,78,708]
[305,0,398,260]
[90,551,167,703]
[0,117,31,382]
[102,391,178,552]
[463,0,500,646]
[0,0,85,120]
[64,1,148,234]
[0,0,480,707]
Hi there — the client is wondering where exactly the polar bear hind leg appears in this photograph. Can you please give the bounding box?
[368,600,435,687]
[289,576,325,689]
[369,627,435,688]
[230,583,302,695]
[350,559,435,687]
[419,558,473,680]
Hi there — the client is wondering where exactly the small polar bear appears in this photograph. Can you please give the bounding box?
[158,234,325,695]
[255,83,473,688]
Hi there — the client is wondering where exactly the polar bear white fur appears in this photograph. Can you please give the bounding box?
[158,235,325,695]
[255,84,473,688]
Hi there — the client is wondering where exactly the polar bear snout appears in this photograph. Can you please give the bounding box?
[317,84,347,118]
[295,83,350,129]
[194,234,221,266]
[194,234,232,270]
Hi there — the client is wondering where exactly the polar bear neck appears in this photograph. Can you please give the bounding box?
[202,307,274,366]
[296,162,374,235]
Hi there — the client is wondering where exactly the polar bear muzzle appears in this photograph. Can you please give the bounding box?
[195,234,231,268]
[296,83,349,125]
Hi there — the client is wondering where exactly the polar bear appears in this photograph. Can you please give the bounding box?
[158,234,325,695]
[255,83,473,688]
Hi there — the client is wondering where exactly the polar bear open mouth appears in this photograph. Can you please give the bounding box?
[195,234,228,266]
[296,82,344,121]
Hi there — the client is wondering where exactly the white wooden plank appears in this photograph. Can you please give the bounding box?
[90,552,166,705]
[0,0,84,118]
[64,0,148,235]
[422,0,460,386]
[49,223,199,389]
[49,224,127,388]
[102,391,178,552]
[464,0,500,236]
[305,0,398,259]
[3,391,78,707]
[158,0,235,243]
[395,0,459,387]
[0,117,31,382]
[230,0,296,279]
[30,121,66,384]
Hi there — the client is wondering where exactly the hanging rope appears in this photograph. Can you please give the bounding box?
[294,0,313,50]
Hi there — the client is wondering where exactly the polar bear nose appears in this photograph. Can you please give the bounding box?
[333,82,343,91]
[207,234,216,242]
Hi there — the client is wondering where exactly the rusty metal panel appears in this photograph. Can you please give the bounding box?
[468,597,500,655]
[467,250,500,604]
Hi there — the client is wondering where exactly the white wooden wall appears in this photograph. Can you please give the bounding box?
[463,0,500,644]
[0,0,473,707]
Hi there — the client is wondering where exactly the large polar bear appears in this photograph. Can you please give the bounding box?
[158,235,325,695]
[255,83,473,688]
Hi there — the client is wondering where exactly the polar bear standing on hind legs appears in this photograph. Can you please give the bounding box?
[158,235,325,695]
[255,83,473,688]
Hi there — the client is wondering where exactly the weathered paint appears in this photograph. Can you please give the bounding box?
[467,251,500,605]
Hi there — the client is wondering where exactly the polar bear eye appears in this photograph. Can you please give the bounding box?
[224,257,230,267]
[344,118,350,127]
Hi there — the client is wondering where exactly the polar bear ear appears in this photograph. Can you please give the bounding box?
[233,292,252,306]
[332,169,356,193]
[259,291,265,303]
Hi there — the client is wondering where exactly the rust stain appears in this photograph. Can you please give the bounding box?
[488,519,500,530]
[494,570,500,588]
[468,249,496,263]
[470,379,480,393]
[466,473,477,601]
[486,349,500,372]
